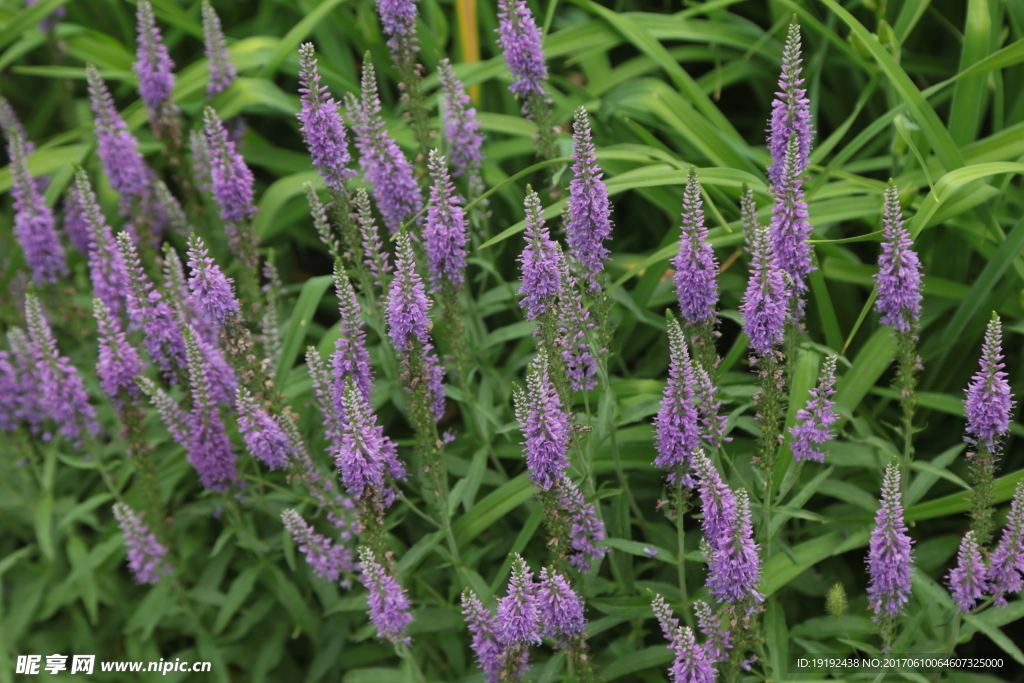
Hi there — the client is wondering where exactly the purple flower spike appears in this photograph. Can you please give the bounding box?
[789,355,839,462]
[692,450,736,555]
[112,503,171,584]
[138,377,190,447]
[202,0,235,98]
[61,185,92,255]
[706,489,763,604]
[874,184,923,332]
[694,600,731,664]
[3,329,49,436]
[964,314,1015,452]
[94,298,143,406]
[281,508,353,582]
[557,476,608,572]
[462,590,502,682]
[438,59,484,184]
[652,594,717,683]
[672,167,718,323]
[424,149,468,289]
[386,231,431,351]
[518,188,561,319]
[7,129,66,285]
[359,547,413,644]
[513,352,571,491]
[134,0,176,119]
[654,315,701,487]
[769,134,815,307]
[988,482,1024,606]
[337,381,405,503]
[740,190,788,357]
[867,463,914,618]
[331,266,375,404]
[0,96,32,153]
[767,22,813,186]
[203,106,257,224]
[947,531,987,613]
[182,326,238,490]
[236,387,291,470]
[497,554,542,646]
[495,0,547,102]
[346,63,423,235]
[565,107,612,288]
[354,189,393,287]
[186,233,240,327]
[558,259,601,391]
[376,0,419,70]
[692,361,728,447]
[537,567,585,639]
[75,170,130,319]
[297,43,355,193]
[190,128,212,193]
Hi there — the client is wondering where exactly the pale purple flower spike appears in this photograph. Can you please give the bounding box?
[359,547,413,644]
[653,315,701,487]
[513,352,571,491]
[652,594,717,683]
[462,590,502,682]
[281,508,353,582]
[789,355,839,462]
[672,167,718,323]
[134,0,177,119]
[767,22,813,186]
[518,189,561,319]
[113,502,172,584]
[202,0,235,98]
[947,531,987,613]
[495,0,547,105]
[565,107,612,288]
[866,463,914,618]
[964,314,1014,453]
[987,482,1024,606]
[874,184,923,333]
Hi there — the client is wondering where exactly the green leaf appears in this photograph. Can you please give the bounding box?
[34,493,54,561]
[452,475,533,544]
[256,0,348,79]
[0,0,68,52]
[214,564,263,634]
[600,646,672,680]
[255,171,322,240]
[276,274,333,381]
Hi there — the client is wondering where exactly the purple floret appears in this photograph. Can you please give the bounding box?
[113,503,172,584]
[740,190,788,357]
[297,43,355,193]
[767,22,813,186]
[424,149,468,289]
[874,184,923,332]
[789,355,839,462]
[866,464,914,618]
[281,508,353,581]
[672,167,718,323]
[518,189,561,319]
[565,107,612,288]
[964,314,1015,452]
[513,352,571,491]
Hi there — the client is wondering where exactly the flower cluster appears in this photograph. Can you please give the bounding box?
[789,355,839,462]
[867,464,914,619]
[112,503,172,585]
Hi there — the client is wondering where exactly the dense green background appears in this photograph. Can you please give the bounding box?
[1,0,1023,680]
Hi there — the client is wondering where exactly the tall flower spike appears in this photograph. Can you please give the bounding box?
[740,190,788,357]
[988,482,1024,606]
[495,0,548,102]
[376,0,419,70]
[537,567,585,639]
[513,351,571,490]
[769,133,815,306]
[4,329,49,436]
[331,265,375,403]
[462,591,502,682]
[557,476,608,572]
[654,315,701,487]
[186,233,240,327]
[964,314,1014,452]
[692,360,728,447]
[190,128,213,192]
[874,184,923,332]
[558,260,600,391]
[359,547,413,644]
[345,63,422,235]
[518,188,561,319]
[337,381,404,503]
[424,149,468,289]
[297,43,355,193]
[281,508,352,581]
[386,231,431,352]
[672,167,718,323]
[0,96,31,152]
[694,600,732,664]
[789,354,839,462]
[61,185,92,255]
[138,377,191,446]
[7,128,66,285]
[94,298,143,406]
[203,106,256,223]
[651,594,717,683]
[867,463,914,618]
[497,554,542,646]
[691,450,736,554]
[202,0,235,98]
[112,503,171,584]
[354,188,392,287]
[134,0,176,119]
[182,326,238,490]
[947,531,987,613]
[767,22,813,186]
[75,170,130,318]
[565,107,612,288]
[706,489,763,604]
[236,387,291,470]
[437,59,484,188]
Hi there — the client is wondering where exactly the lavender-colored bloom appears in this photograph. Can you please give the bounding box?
[297,44,355,192]
[94,298,143,406]
[964,314,1015,452]
[0,96,31,153]
[359,548,413,644]
[376,0,418,69]
[692,450,736,554]
[134,0,176,118]
[867,463,914,618]
[874,184,923,332]
[513,352,570,491]
[354,188,392,287]
[332,267,375,403]
[190,128,212,193]
[61,186,92,255]
[495,0,547,101]
[112,503,171,584]
[558,260,600,391]
[769,134,815,305]
[75,170,130,319]
[692,361,728,447]
[7,129,66,285]
[424,150,468,289]
[186,233,240,327]
[0,349,20,433]
[497,554,542,646]
[346,64,422,234]
[988,482,1024,606]
[307,347,346,453]
[204,106,256,223]
[947,531,987,613]
[336,382,389,501]
[740,190,788,357]
[537,567,585,639]
[138,377,191,446]
[438,59,484,181]
[462,591,502,682]
[767,22,813,186]
[236,387,291,470]
[565,107,612,287]
[202,0,235,98]
[706,489,763,604]
[654,315,701,486]
[183,327,237,490]
[694,600,731,664]
[518,189,561,319]
[557,476,608,572]
[86,65,153,206]
[652,595,717,683]
[789,355,839,462]
[281,508,353,581]
[5,329,49,436]
[672,167,718,322]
